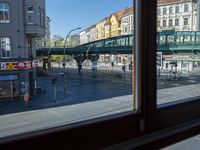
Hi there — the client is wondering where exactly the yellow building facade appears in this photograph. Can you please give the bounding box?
[96,18,107,40]
[104,16,111,38]
[103,9,126,38]
[110,15,120,37]
[111,9,125,37]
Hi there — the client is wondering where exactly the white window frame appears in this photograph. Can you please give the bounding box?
[184,4,189,12]
[163,20,166,27]
[163,8,167,15]
[27,5,34,24]
[175,18,179,26]
[169,19,173,26]
[1,37,11,58]
[175,5,179,13]
[0,3,10,23]
[169,7,173,14]
[184,18,188,25]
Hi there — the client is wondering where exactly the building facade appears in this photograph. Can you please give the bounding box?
[104,16,112,38]
[0,0,46,101]
[157,0,200,32]
[86,25,96,43]
[35,16,51,48]
[121,7,134,35]
[157,0,200,72]
[96,18,107,40]
[80,30,87,45]
[110,9,125,37]
[67,34,80,48]
[79,25,96,44]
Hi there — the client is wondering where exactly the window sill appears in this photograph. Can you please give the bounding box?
[0,112,142,150]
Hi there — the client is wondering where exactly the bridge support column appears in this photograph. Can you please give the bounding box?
[90,54,99,78]
[73,54,86,78]
[42,58,51,70]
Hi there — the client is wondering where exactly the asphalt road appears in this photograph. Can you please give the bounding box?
[0,76,133,138]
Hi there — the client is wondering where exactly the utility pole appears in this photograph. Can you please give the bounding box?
[63,27,81,94]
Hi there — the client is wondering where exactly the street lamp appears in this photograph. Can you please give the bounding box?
[63,27,82,93]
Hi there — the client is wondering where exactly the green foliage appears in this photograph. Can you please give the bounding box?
[51,55,72,62]
[52,34,65,47]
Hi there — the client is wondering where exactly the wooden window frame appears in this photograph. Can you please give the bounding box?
[0,1,200,149]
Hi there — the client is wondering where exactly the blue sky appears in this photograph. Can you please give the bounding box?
[46,0,132,38]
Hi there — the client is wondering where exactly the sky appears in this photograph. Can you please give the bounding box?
[46,0,132,38]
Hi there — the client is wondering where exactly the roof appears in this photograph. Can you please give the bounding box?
[158,0,193,5]
[123,7,133,16]
[96,17,107,24]
[113,9,126,22]
[105,15,112,25]
[85,25,96,32]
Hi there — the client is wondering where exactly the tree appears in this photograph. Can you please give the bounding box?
[52,34,65,47]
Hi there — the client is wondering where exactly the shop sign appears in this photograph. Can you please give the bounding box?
[0,63,7,70]
[0,61,32,70]
[0,75,18,81]
[7,63,15,69]
[163,55,200,61]
[18,62,25,69]
[32,60,39,68]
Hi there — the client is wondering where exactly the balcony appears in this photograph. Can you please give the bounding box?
[25,24,46,37]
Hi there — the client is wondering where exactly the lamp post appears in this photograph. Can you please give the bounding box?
[63,27,81,93]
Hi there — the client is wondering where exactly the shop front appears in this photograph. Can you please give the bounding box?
[0,60,38,103]
[0,75,19,102]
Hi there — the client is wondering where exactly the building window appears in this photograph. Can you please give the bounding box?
[184,18,188,25]
[1,37,11,58]
[169,7,173,14]
[157,20,160,27]
[27,6,33,13]
[169,19,173,26]
[184,4,188,12]
[0,3,10,23]
[157,8,160,16]
[175,18,179,26]
[163,8,167,15]
[27,6,34,24]
[175,6,179,13]
[163,20,166,27]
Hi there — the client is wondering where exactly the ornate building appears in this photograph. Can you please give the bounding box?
[157,0,200,31]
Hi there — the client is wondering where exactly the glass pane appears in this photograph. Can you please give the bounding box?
[157,0,200,106]
[0,0,136,139]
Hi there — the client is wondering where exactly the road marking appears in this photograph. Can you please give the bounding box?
[0,122,30,130]
[49,110,71,122]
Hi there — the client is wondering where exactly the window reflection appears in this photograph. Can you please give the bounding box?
[157,0,200,105]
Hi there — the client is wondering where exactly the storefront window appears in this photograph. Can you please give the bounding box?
[0,75,19,102]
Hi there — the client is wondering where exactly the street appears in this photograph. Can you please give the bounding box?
[0,76,133,138]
